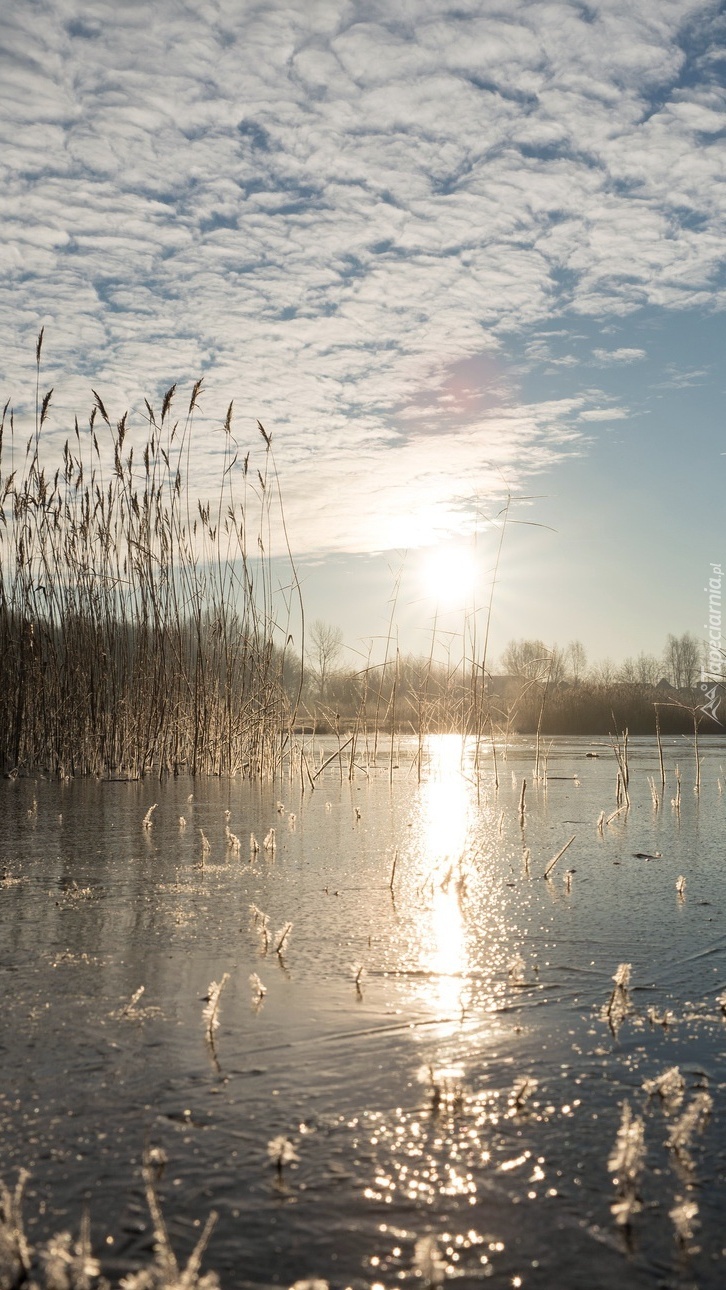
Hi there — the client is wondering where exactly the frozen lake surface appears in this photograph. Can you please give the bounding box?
[2,734,726,1289]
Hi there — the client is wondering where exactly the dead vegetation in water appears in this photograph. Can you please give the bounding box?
[0,1152,219,1290]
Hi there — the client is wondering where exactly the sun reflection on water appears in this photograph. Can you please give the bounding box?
[404,734,512,1019]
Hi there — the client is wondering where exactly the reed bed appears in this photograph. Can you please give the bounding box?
[0,343,301,778]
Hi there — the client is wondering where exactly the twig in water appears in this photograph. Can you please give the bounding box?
[121,985,145,1017]
[389,848,398,892]
[142,804,157,830]
[543,834,575,879]
[274,922,293,955]
[605,805,627,826]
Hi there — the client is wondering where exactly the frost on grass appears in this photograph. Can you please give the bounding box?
[608,1100,646,1229]
[603,963,632,1035]
[642,1066,684,1114]
[249,904,271,952]
[115,985,162,1023]
[120,1151,219,1290]
[1,1156,219,1290]
[202,975,230,1043]
[40,1213,101,1289]
[249,973,266,1010]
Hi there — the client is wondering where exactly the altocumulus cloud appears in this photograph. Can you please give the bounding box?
[0,0,724,554]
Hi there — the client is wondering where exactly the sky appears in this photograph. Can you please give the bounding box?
[1,0,724,672]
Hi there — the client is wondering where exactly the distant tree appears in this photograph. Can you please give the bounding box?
[566,640,587,683]
[500,639,551,682]
[308,619,344,701]
[617,656,639,684]
[663,632,700,690]
[634,652,662,686]
[591,657,616,686]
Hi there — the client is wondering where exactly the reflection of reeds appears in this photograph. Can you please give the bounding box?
[608,1100,646,1229]
[671,764,682,812]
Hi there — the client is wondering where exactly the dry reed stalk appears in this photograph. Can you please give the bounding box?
[0,345,298,780]
[543,834,575,879]
[654,705,666,790]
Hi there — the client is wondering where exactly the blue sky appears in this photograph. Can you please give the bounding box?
[1,0,724,670]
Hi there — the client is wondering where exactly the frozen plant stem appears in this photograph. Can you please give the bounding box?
[203,973,230,1044]
[543,834,575,879]
[275,922,293,955]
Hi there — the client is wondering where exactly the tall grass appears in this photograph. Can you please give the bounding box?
[0,342,301,778]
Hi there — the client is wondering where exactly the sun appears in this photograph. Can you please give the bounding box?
[418,543,479,609]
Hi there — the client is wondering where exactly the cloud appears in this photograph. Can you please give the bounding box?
[579,407,630,421]
[0,0,723,554]
[592,347,647,363]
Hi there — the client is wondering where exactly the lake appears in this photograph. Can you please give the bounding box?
[2,734,726,1289]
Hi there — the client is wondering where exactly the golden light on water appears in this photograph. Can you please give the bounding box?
[402,734,513,1019]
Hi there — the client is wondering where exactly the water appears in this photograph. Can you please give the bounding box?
[2,735,726,1289]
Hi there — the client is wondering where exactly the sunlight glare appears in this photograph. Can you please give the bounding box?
[419,544,478,610]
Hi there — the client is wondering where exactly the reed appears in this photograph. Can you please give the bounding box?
[0,347,299,778]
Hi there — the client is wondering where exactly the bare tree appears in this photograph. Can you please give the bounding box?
[500,639,551,681]
[635,652,662,686]
[308,619,344,701]
[566,640,587,684]
[591,657,616,686]
[664,633,700,690]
